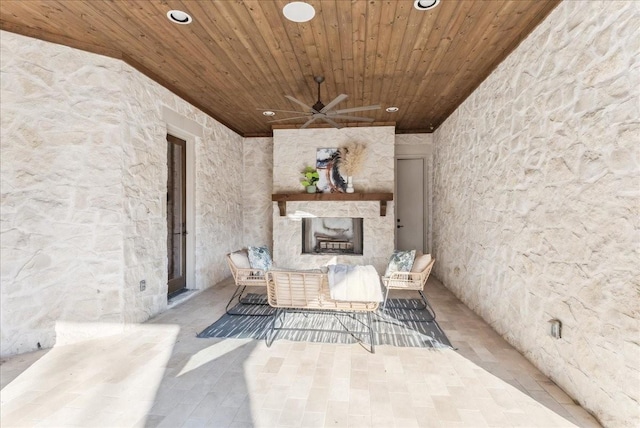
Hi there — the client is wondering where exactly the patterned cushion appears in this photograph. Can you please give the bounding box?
[384,250,416,277]
[247,246,273,271]
[411,252,432,273]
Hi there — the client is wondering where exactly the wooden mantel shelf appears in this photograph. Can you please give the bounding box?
[272,192,393,217]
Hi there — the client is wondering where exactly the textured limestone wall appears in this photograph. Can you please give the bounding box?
[242,137,273,249]
[119,69,168,323]
[118,65,244,323]
[192,116,244,288]
[0,31,244,355]
[432,2,639,427]
[272,127,395,272]
[0,32,127,354]
[395,134,434,146]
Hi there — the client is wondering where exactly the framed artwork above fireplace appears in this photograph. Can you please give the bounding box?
[316,148,347,193]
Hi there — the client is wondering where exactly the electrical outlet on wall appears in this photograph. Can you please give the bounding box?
[140,280,146,291]
[549,319,562,339]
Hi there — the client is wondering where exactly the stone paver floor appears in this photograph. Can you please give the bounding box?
[0,276,601,427]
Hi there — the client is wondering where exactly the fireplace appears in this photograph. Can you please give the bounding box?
[271,127,395,272]
[302,217,363,255]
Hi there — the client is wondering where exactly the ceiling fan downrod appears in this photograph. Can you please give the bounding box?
[313,76,325,112]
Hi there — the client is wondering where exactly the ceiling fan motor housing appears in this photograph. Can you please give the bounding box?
[312,101,325,112]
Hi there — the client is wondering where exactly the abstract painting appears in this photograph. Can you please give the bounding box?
[316,148,347,193]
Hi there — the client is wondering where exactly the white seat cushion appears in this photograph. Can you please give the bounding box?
[229,250,251,269]
[411,253,432,273]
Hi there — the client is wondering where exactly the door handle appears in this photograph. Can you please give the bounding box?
[397,225,404,229]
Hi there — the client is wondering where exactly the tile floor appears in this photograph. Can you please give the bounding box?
[0,276,601,428]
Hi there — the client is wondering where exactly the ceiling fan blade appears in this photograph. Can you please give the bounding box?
[327,114,374,122]
[320,94,348,113]
[285,95,315,112]
[267,115,312,123]
[321,117,344,129]
[300,117,319,129]
[256,108,308,114]
[332,105,381,114]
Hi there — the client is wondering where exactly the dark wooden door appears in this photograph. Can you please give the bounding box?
[167,134,187,296]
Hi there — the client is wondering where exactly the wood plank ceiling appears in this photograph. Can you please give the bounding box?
[0,0,560,137]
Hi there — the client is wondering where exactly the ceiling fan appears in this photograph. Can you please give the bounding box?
[260,76,380,129]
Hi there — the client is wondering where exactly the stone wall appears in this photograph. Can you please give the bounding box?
[118,64,244,323]
[432,2,639,427]
[1,32,127,354]
[272,127,395,272]
[242,137,273,249]
[395,134,434,146]
[120,68,169,323]
[189,100,244,291]
[0,31,244,355]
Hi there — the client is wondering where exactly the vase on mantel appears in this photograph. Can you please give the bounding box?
[346,176,354,193]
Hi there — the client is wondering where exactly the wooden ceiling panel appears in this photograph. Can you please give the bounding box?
[0,0,561,137]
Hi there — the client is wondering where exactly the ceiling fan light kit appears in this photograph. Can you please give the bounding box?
[283,2,316,23]
[263,76,380,129]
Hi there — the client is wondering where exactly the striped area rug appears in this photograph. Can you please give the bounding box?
[197,295,452,349]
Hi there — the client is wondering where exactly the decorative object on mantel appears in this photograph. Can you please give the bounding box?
[338,142,366,193]
[316,148,347,193]
[300,166,319,193]
[272,192,393,217]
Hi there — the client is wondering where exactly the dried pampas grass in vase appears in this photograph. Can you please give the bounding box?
[339,142,366,193]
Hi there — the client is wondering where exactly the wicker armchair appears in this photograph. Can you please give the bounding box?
[225,251,269,315]
[382,256,436,321]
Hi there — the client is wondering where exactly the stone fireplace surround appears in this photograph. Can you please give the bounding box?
[272,127,395,273]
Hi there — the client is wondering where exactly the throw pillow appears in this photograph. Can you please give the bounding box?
[247,246,273,271]
[229,250,251,269]
[384,249,416,277]
[411,253,433,273]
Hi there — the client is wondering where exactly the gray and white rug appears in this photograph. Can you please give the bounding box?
[197,294,452,349]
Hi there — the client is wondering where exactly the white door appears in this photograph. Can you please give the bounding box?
[396,158,424,252]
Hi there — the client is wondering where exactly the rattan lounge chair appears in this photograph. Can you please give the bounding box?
[225,251,270,316]
[381,256,436,321]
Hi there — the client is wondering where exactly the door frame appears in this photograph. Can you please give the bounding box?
[394,144,433,253]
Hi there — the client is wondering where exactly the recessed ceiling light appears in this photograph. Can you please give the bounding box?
[414,0,440,11]
[262,111,276,116]
[167,10,192,25]
[386,106,399,113]
[283,2,316,23]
